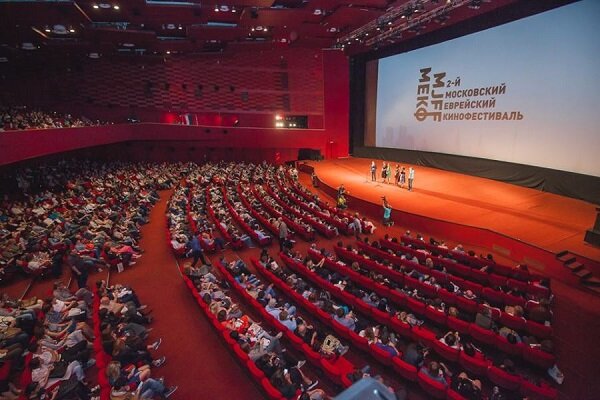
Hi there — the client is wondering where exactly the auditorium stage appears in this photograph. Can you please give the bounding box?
[306,157,600,266]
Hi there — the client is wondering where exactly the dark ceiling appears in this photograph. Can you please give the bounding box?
[0,0,534,62]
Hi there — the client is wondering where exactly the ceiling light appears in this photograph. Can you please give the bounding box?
[93,4,99,9]
[178,25,183,30]
[232,7,237,12]
[69,28,75,33]
[44,27,51,33]
[313,9,322,15]
[220,5,229,12]
[166,50,171,54]
[263,27,268,32]
[113,4,120,10]
[99,3,111,9]
[214,5,219,12]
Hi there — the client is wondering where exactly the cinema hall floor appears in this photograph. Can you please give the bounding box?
[307,157,600,263]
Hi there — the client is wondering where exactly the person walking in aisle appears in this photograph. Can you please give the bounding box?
[370,161,377,182]
[277,217,288,251]
[408,167,415,191]
[187,232,208,267]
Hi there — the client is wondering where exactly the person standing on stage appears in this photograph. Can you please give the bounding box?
[394,164,400,186]
[408,167,415,191]
[400,167,406,188]
[371,161,377,181]
[382,197,394,227]
[381,162,387,183]
[385,163,392,184]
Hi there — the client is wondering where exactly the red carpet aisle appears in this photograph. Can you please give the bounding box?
[108,190,264,400]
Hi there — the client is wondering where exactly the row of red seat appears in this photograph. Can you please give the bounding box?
[213,260,356,390]
[342,244,552,337]
[179,267,292,399]
[281,253,558,400]
[204,186,244,249]
[271,178,338,238]
[384,236,545,285]
[322,248,555,369]
[283,173,371,233]
[220,186,272,246]
[249,184,315,241]
[281,176,352,235]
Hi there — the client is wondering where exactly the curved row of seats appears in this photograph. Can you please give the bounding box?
[323,247,555,371]
[267,180,337,238]
[384,235,545,285]
[281,253,558,400]
[279,177,353,235]
[283,171,371,233]
[179,269,291,399]
[338,244,553,342]
[221,186,272,246]
[204,186,245,249]
[215,260,357,389]
[249,184,315,241]
[376,240,550,300]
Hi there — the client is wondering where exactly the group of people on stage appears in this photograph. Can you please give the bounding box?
[370,161,415,191]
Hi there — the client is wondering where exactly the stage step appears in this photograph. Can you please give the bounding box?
[565,261,584,272]
[582,276,600,287]
[585,285,600,295]
[574,268,592,279]
[557,252,576,264]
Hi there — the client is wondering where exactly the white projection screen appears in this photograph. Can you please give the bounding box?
[375,0,600,177]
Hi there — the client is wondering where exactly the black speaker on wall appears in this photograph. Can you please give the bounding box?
[298,148,322,161]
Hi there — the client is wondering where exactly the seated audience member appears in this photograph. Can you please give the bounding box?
[420,361,451,386]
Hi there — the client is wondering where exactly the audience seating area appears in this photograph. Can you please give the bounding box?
[0,161,182,284]
[0,106,109,131]
[165,161,562,400]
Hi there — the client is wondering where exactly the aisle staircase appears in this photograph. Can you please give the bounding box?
[556,251,600,294]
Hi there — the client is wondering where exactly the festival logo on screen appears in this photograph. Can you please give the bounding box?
[414,67,523,122]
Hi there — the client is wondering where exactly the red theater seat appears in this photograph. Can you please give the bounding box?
[468,323,496,346]
[488,366,523,391]
[417,370,448,399]
[432,339,460,362]
[247,360,266,382]
[522,346,556,369]
[495,335,525,357]
[392,357,418,382]
[425,306,448,326]
[520,380,558,400]
[447,316,470,335]
[458,351,490,376]
[525,320,553,339]
[446,389,468,400]
[261,377,284,400]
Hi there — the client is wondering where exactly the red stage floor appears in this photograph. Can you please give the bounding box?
[308,157,600,262]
